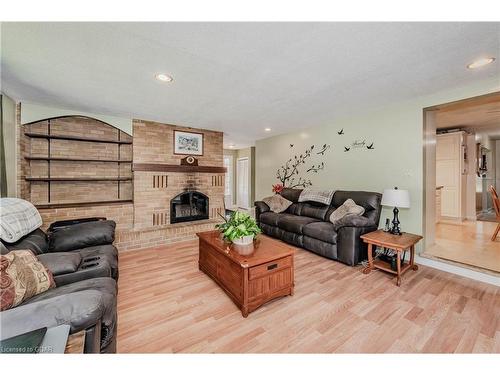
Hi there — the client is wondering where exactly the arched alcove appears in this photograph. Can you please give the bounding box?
[23,115,133,208]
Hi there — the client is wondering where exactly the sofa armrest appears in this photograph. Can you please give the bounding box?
[254,201,270,226]
[332,215,375,231]
[48,220,116,252]
[0,290,106,353]
[336,225,378,266]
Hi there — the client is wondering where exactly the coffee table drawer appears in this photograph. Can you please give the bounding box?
[249,256,291,280]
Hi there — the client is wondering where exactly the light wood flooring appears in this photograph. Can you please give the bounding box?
[426,220,500,273]
[117,239,500,353]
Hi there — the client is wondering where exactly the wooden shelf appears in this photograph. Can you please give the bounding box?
[25,156,132,163]
[133,163,226,173]
[25,177,133,182]
[24,132,132,144]
[35,199,133,209]
[372,259,411,275]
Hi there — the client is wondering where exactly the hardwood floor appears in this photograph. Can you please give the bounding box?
[426,220,500,273]
[117,239,500,353]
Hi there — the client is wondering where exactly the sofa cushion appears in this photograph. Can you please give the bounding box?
[332,191,382,223]
[1,250,55,311]
[277,214,319,234]
[300,202,330,220]
[303,222,338,244]
[262,195,293,213]
[259,212,281,227]
[284,203,302,216]
[48,220,116,252]
[0,229,49,255]
[329,199,365,224]
[37,252,82,276]
[280,188,303,203]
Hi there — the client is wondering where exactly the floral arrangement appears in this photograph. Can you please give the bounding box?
[272,183,284,194]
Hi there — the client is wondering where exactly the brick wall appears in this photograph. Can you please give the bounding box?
[17,110,225,251]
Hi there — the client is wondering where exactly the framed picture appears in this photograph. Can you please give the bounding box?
[174,130,204,156]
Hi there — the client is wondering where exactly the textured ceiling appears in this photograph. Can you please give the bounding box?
[1,22,499,148]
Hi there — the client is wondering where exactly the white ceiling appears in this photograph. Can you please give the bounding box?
[1,22,500,148]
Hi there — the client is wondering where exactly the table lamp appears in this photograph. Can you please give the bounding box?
[381,187,410,235]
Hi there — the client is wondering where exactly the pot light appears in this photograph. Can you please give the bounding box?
[155,73,173,82]
[264,128,271,132]
[467,57,495,69]
[228,144,235,148]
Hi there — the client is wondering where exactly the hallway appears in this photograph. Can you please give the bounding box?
[425,220,500,273]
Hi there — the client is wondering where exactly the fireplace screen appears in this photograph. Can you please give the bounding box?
[170,191,209,224]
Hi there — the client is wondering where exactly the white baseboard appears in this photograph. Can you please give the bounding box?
[416,255,500,286]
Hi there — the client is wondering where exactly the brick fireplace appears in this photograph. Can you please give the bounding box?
[18,105,225,251]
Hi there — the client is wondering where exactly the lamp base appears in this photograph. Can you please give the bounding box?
[390,207,402,235]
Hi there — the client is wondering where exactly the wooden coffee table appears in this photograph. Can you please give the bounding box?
[197,230,295,317]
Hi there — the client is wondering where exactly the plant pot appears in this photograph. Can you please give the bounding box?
[232,235,254,246]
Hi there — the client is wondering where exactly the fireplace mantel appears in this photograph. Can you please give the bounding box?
[133,163,226,173]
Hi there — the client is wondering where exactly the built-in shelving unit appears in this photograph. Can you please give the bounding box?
[25,177,133,182]
[23,116,133,208]
[25,156,133,163]
[24,132,133,144]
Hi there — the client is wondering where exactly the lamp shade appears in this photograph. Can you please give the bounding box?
[381,188,410,208]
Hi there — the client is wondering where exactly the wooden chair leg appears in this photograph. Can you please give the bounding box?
[491,223,500,241]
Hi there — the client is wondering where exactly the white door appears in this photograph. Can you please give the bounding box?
[237,158,249,209]
[223,155,233,208]
[436,133,462,218]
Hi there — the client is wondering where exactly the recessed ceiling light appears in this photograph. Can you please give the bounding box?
[264,128,271,132]
[467,57,495,69]
[155,73,173,82]
[228,144,235,148]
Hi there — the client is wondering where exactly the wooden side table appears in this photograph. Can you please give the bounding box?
[360,230,423,286]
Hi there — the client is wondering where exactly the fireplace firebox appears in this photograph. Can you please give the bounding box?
[170,191,209,224]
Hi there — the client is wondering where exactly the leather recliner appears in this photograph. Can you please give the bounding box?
[1,218,118,285]
[0,217,119,353]
[255,189,382,266]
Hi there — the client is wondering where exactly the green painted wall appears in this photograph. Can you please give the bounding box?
[255,78,499,253]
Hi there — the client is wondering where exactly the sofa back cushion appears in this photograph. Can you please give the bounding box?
[280,188,303,203]
[300,202,330,221]
[1,229,49,255]
[331,191,382,224]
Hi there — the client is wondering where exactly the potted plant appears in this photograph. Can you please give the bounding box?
[216,211,261,245]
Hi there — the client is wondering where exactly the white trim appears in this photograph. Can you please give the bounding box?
[20,102,133,135]
[416,255,500,286]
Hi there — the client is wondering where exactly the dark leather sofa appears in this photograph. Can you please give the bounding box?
[255,189,382,266]
[0,218,119,353]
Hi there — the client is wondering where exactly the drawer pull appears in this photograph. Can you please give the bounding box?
[267,263,278,270]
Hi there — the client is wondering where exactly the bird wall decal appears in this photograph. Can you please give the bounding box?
[316,144,330,155]
[338,129,344,135]
[344,146,350,152]
[367,142,374,150]
[289,144,294,148]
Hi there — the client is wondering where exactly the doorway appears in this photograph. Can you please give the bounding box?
[237,157,249,209]
[423,92,500,273]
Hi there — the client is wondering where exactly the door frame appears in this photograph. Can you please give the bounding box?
[422,91,500,251]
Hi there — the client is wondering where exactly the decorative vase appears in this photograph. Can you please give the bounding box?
[232,235,254,246]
